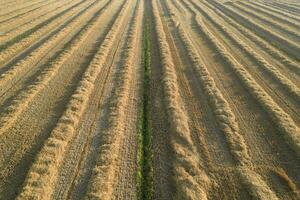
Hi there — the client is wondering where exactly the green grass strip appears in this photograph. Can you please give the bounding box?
[136,13,153,200]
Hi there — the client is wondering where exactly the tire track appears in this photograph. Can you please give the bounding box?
[50,0,139,199]
[144,0,211,199]
[179,0,300,198]
[0,0,116,198]
[17,0,133,199]
[164,1,279,199]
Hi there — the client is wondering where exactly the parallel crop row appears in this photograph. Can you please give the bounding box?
[201,0,300,76]
[209,0,300,60]
[229,3,300,41]
[86,0,141,199]
[238,1,300,30]
[166,1,278,199]
[0,0,49,19]
[193,12,300,157]
[0,0,57,25]
[151,0,210,199]
[251,2,300,22]
[0,0,77,42]
[0,0,100,92]
[166,0,249,166]
[190,1,300,101]
[0,0,90,64]
[17,0,129,199]
[0,0,111,136]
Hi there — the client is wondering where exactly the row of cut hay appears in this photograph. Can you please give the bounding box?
[209,0,300,60]
[166,1,278,199]
[166,0,250,166]
[152,0,211,199]
[238,1,300,29]
[229,2,300,40]
[191,1,300,101]
[0,0,49,19]
[85,0,142,199]
[200,0,300,76]
[193,12,300,157]
[16,0,128,199]
[0,0,90,63]
[0,0,100,90]
[270,2,300,15]
[250,1,300,22]
[0,0,58,25]
[0,0,78,41]
[0,0,111,136]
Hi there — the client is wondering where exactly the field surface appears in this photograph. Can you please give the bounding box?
[0,0,299,199]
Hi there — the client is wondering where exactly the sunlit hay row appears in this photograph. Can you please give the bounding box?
[270,3,300,15]
[200,1,300,76]
[0,0,101,89]
[152,0,211,199]
[0,0,111,136]
[85,1,141,199]
[0,0,49,19]
[194,15,300,157]
[0,0,91,64]
[230,2,300,40]
[165,0,250,166]
[0,0,33,11]
[193,3,300,101]
[0,0,79,42]
[238,1,300,30]
[17,0,129,199]
[210,0,300,60]
[0,0,57,26]
[167,2,279,200]
[237,167,279,200]
[250,1,300,22]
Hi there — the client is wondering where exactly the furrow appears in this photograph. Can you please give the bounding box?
[191,12,300,157]
[0,0,111,139]
[0,0,58,25]
[208,0,300,60]
[270,2,300,16]
[228,2,300,42]
[249,1,300,22]
[189,1,300,107]
[0,0,91,64]
[146,0,211,199]
[0,0,77,39]
[51,0,136,198]
[201,1,300,77]
[0,0,97,94]
[85,1,142,199]
[17,0,132,199]
[165,1,279,199]
[237,1,300,30]
[0,0,49,20]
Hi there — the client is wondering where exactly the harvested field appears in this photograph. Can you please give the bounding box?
[0,0,299,199]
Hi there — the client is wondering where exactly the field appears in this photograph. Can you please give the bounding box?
[0,0,299,199]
